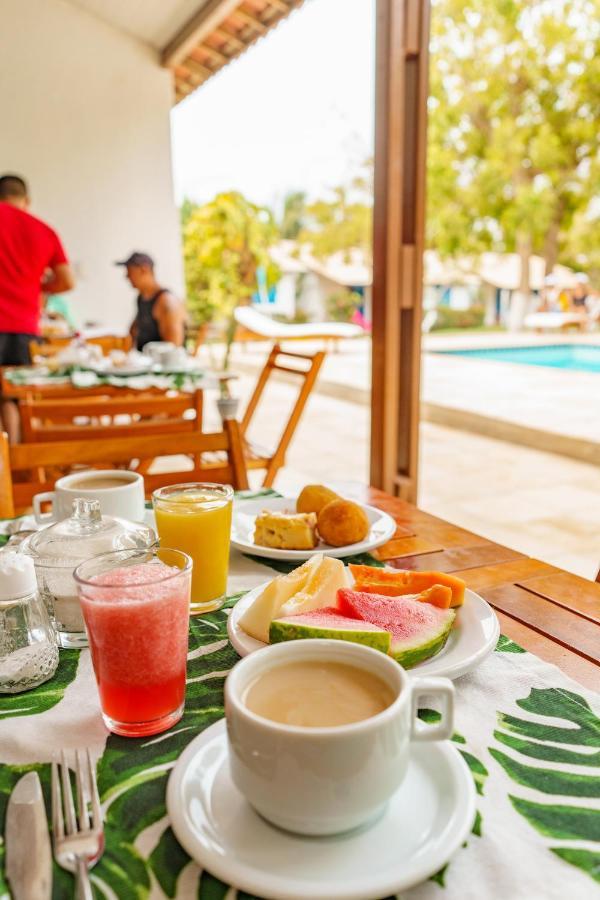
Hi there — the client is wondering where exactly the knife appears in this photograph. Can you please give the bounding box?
[5,771,52,900]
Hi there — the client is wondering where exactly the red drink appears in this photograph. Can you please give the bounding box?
[76,552,191,737]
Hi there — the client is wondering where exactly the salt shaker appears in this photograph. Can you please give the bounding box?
[0,552,59,693]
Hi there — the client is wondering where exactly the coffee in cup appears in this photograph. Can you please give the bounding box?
[33,470,146,524]
[243,660,395,727]
[225,639,455,836]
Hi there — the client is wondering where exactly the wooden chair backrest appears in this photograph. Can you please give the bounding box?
[30,335,132,359]
[0,423,249,518]
[20,391,203,442]
[241,343,325,486]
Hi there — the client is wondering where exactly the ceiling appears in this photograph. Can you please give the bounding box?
[65,0,304,103]
[65,0,211,51]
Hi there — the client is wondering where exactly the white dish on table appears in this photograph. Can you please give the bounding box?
[88,363,152,376]
[167,718,476,900]
[230,495,396,561]
[227,579,500,680]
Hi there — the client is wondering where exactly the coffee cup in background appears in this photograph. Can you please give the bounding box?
[225,639,455,836]
[161,347,188,368]
[143,342,175,364]
[33,470,146,524]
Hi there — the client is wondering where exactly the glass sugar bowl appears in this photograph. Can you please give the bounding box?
[0,552,59,693]
[23,498,156,649]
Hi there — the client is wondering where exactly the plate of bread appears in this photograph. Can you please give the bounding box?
[230,485,396,561]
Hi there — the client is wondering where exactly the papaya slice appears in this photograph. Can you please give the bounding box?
[349,564,465,608]
[353,581,452,609]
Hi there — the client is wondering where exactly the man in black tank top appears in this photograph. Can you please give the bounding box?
[116,251,186,351]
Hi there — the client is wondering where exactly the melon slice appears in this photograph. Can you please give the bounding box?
[239,555,322,642]
[270,607,391,654]
[278,556,349,618]
[337,588,455,669]
[349,565,465,608]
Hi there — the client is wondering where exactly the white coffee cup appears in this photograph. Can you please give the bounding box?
[225,639,455,836]
[143,341,175,363]
[33,470,146,525]
[161,347,188,368]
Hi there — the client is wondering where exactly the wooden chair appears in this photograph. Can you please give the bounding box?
[20,391,203,442]
[29,335,132,359]
[240,343,326,486]
[0,423,249,518]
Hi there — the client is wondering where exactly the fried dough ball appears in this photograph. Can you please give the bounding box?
[317,499,370,547]
[296,484,340,515]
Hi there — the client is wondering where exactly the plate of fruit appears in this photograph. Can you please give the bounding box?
[227,558,500,680]
[230,485,397,561]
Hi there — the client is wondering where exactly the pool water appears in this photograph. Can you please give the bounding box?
[437,344,600,373]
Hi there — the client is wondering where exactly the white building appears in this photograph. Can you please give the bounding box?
[263,241,372,322]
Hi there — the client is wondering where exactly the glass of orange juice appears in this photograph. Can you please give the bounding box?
[152,483,233,614]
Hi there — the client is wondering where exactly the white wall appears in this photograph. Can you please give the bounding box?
[0,0,183,332]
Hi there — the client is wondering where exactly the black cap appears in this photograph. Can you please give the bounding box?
[115,252,154,268]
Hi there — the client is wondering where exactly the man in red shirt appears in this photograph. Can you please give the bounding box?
[0,174,74,440]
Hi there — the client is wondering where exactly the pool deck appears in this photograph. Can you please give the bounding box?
[228,332,600,463]
[202,368,600,580]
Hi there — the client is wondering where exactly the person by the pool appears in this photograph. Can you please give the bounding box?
[117,251,187,351]
[570,274,590,311]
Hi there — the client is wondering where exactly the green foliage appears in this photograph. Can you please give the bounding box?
[428,0,600,283]
[280,191,307,239]
[182,192,280,330]
[326,288,362,322]
[299,162,373,260]
[492,687,600,884]
[430,305,485,330]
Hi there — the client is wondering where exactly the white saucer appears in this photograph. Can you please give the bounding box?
[231,496,397,561]
[167,720,476,900]
[228,582,500,680]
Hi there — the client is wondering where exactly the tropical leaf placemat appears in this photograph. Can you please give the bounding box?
[0,494,598,899]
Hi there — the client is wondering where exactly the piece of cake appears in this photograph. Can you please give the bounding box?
[254,509,318,550]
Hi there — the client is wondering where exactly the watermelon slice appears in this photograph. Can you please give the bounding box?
[337,589,455,668]
[355,582,452,609]
[269,607,391,654]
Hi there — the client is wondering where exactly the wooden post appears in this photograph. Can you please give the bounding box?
[370,0,431,502]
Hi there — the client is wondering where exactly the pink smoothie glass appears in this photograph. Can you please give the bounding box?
[75,548,191,737]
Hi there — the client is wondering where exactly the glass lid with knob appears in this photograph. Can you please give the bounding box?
[25,498,157,566]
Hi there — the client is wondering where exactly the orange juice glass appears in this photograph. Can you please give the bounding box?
[152,483,233,614]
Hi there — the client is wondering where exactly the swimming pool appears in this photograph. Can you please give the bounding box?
[436,344,600,373]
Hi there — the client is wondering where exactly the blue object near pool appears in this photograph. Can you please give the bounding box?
[436,344,600,373]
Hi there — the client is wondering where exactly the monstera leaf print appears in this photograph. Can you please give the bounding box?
[495,634,526,654]
[491,687,600,885]
[0,649,80,719]
[419,709,489,886]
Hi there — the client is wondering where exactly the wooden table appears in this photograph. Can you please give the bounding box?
[362,487,600,691]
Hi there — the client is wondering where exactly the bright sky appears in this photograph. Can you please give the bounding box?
[170,0,375,213]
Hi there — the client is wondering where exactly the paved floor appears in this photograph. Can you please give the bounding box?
[214,369,600,581]
[228,332,600,446]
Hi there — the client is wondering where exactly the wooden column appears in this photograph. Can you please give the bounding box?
[370,0,431,502]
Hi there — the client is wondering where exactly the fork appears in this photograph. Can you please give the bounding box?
[51,749,104,900]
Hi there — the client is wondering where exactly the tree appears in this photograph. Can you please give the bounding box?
[182,192,280,365]
[299,161,373,261]
[280,191,307,239]
[427,0,600,320]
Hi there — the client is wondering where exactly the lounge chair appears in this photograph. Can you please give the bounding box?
[233,306,363,347]
[524,312,587,332]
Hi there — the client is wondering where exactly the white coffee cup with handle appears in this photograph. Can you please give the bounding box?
[225,638,455,836]
[33,470,146,525]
